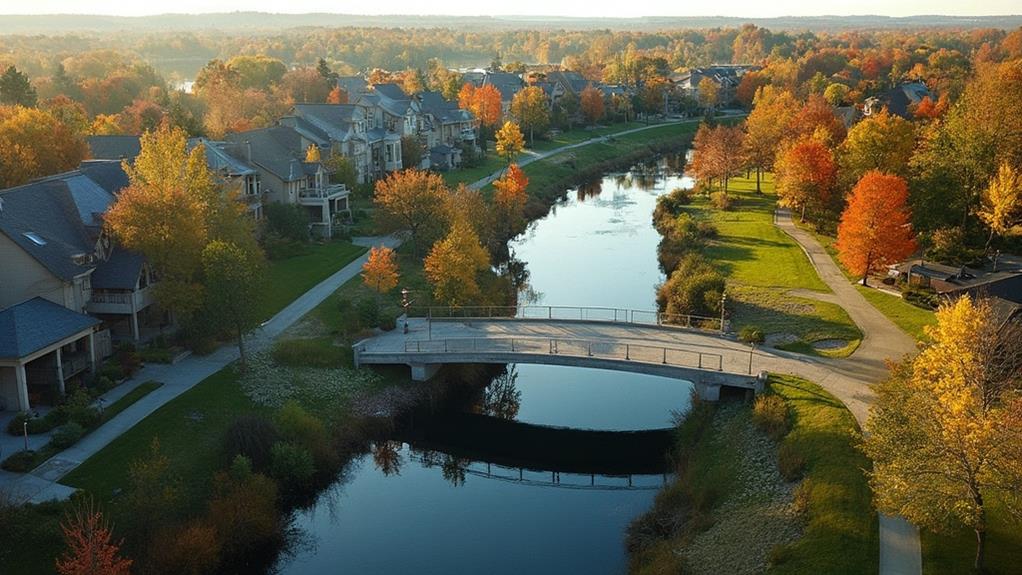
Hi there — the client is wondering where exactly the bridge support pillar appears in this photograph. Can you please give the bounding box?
[695,382,721,402]
[410,363,441,382]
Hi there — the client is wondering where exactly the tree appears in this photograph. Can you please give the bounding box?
[977,163,1022,250]
[373,169,449,257]
[316,58,335,80]
[579,85,605,126]
[690,123,744,194]
[0,106,87,188]
[492,163,529,242]
[0,66,37,107]
[774,138,837,222]
[790,93,847,147]
[838,110,915,187]
[424,215,491,306]
[510,86,549,144]
[697,76,719,110]
[326,153,358,190]
[835,171,916,285]
[460,83,502,131]
[400,135,423,169]
[457,83,476,116]
[361,246,399,300]
[495,121,525,165]
[863,296,1022,572]
[305,144,321,163]
[326,86,346,104]
[202,240,265,367]
[823,83,850,106]
[56,499,132,575]
[124,438,179,561]
[742,86,798,192]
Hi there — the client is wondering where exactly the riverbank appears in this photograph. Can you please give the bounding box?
[628,375,877,574]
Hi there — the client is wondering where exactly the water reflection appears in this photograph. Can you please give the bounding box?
[480,366,522,420]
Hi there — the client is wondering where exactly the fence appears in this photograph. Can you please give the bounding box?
[408,305,723,331]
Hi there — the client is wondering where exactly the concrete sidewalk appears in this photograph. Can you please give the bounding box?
[0,235,400,505]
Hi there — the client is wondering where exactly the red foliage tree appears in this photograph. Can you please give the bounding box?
[55,500,132,575]
[836,171,917,286]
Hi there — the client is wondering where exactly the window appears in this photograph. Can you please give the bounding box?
[23,232,46,246]
[385,144,393,163]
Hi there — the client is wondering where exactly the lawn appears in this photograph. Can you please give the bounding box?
[767,374,878,575]
[855,286,935,342]
[683,173,862,355]
[259,240,367,321]
[921,497,1020,575]
[525,120,646,152]
[441,153,506,188]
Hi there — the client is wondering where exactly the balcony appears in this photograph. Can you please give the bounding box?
[298,184,350,205]
[61,353,91,378]
[88,285,156,315]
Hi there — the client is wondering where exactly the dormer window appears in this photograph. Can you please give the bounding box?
[23,232,46,246]
[72,253,93,265]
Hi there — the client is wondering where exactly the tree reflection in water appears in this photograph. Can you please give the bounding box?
[411,448,469,487]
[576,178,603,201]
[371,440,404,476]
[483,366,522,420]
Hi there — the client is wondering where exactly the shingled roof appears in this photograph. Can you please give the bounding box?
[0,297,100,360]
[224,126,313,182]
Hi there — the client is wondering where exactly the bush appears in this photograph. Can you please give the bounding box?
[778,442,806,481]
[792,478,812,516]
[208,470,281,565]
[224,415,278,470]
[357,297,381,328]
[65,390,101,429]
[269,442,316,492]
[6,412,29,436]
[98,362,126,382]
[903,287,940,310]
[657,254,726,317]
[738,326,765,344]
[710,191,732,210]
[150,520,222,575]
[275,402,337,471]
[49,422,86,449]
[379,316,397,331]
[752,394,790,440]
[90,375,117,395]
[264,203,310,243]
[1,450,37,472]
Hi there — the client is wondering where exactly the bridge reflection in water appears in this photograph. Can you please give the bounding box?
[388,411,675,491]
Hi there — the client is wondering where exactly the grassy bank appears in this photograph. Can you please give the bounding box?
[921,498,1019,575]
[682,174,861,356]
[628,375,877,574]
[260,240,367,321]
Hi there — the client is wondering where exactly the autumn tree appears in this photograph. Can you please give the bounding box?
[0,106,87,188]
[326,86,346,104]
[579,85,605,125]
[401,135,423,169]
[202,240,266,367]
[835,171,916,285]
[373,169,449,256]
[977,163,1022,250]
[361,246,400,301]
[863,296,1022,572]
[510,86,549,144]
[775,138,837,222]
[697,76,719,110]
[790,93,847,147]
[305,144,321,163]
[0,66,37,107]
[457,83,476,116]
[460,83,502,132]
[838,110,915,188]
[492,163,529,242]
[56,499,132,575]
[495,121,525,165]
[742,86,798,192]
[690,123,744,194]
[424,215,491,306]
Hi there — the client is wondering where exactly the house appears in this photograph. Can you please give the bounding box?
[546,70,589,101]
[672,65,760,106]
[286,105,372,183]
[418,90,475,166]
[0,161,170,411]
[863,82,932,119]
[85,135,141,161]
[464,70,526,116]
[892,257,1022,326]
[223,126,350,238]
[335,75,368,103]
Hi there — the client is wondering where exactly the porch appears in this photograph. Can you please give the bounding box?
[300,184,352,239]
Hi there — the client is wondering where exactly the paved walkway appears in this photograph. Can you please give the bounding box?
[774,208,922,575]
[0,235,400,504]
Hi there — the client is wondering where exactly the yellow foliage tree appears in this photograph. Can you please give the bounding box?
[361,246,399,299]
[424,216,491,306]
[493,163,529,241]
[305,144,321,163]
[495,121,525,165]
[863,296,1022,572]
[977,163,1022,250]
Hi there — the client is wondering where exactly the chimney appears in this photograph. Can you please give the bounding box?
[245,140,252,162]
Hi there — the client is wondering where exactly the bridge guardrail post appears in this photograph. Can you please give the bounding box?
[698,354,703,369]
[662,347,667,364]
[625,344,630,360]
[588,342,593,357]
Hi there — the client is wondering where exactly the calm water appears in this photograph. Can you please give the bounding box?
[277,158,697,575]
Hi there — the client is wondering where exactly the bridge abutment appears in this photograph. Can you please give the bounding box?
[410,363,441,382]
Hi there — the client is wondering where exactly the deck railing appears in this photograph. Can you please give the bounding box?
[408,305,723,332]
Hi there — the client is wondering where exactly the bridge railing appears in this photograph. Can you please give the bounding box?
[401,336,725,373]
[408,305,722,332]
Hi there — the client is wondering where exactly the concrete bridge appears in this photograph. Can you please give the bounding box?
[352,306,768,400]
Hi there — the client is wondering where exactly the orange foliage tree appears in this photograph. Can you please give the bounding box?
[493,163,529,241]
[775,138,836,222]
[0,105,87,188]
[790,94,847,147]
[580,85,605,125]
[361,246,400,298]
[457,83,476,116]
[55,499,132,575]
[474,84,503,128]
[373,169,449,256]
[836,171,916,286]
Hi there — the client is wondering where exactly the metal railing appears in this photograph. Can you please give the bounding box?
[298,184,348,199]
[399,336,725,373]
[408,305,723,331]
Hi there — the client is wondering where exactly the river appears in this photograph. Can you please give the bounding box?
[276,156,697,574]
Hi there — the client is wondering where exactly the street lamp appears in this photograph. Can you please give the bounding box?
[400,288,410,334]
[719,291,728,334]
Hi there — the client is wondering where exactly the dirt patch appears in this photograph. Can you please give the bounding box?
[811,339,848,350]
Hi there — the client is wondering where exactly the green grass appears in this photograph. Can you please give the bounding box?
[921,496,1020,575]
[441,154,506,188]
[767,374,879,574]
[260,241,367,321]
[855,286,936,342]
[680,173,862,355]
[103,381,163,420]
[525,120,646,151]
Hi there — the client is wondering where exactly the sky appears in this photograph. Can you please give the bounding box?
[1,0,1019,18]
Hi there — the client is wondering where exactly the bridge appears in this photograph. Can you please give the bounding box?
[352,305,768,400]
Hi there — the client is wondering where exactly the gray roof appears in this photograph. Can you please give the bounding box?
[483,72,525,102]
[87,135,141,161]
[418,91,472,124]
[336,75,367,98]
[188,138,257,177]
[547,70,588,94]
[90,248,144,290]
[0,297,100,360]
[0,170,117,281]
[291,104,363,142]
[224,126,312,182]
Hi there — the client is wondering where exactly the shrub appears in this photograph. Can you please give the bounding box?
[264,203,309,243]
[65,390,101,429]
[90,375,117,395]
[710,191,732,210]
[778,442,806,481]
[923,226,979,266]
[50,422,86,449]
[656,254,726,317]
[752,394,790,440]
[98,363,126,382]
[6,412,30,436]
[903,287,939,310]
[357,297,381,328]
[224,415,278,470]
[208,470,281,565]
[792,478,812,516]
[270,442,316,492]
[150,520,222,575]
[33,408,68,433]
[1,450,37,472]
[738,326,765,344]
[275,402,337,472]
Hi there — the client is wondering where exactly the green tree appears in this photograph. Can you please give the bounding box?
[839,110,915,188]
[202,240,266,367]
[401,135,424,169]
[510,86,550,144]
[0,66,37,107]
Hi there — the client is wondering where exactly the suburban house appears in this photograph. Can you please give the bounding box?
[285,105,371,183]
[545,70,590,102]
[418,90,475,169]
[892,256,1022,326]
[0,161,166,412]
[352,84,416,174]
[672,65,760,106]
[863,81,933,119]
[223,126,350,238]
[464,69,526,116]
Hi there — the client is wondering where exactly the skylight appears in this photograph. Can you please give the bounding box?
[23,232,46,246]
